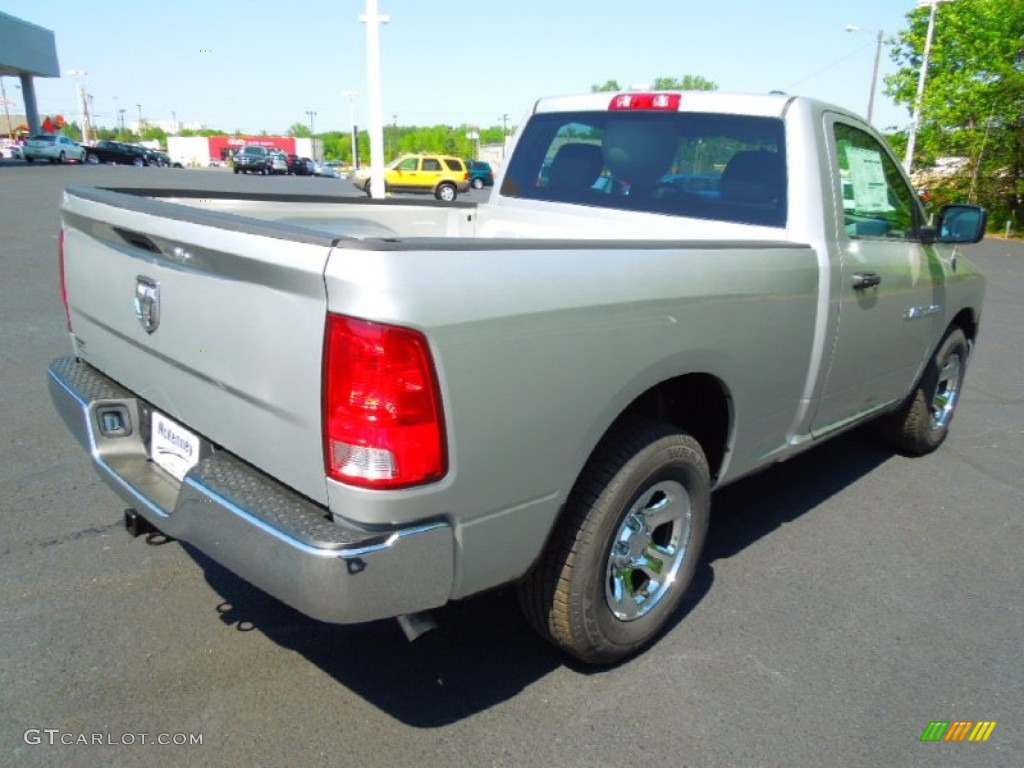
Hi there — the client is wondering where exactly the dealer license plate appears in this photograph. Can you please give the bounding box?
[150,411,201,481]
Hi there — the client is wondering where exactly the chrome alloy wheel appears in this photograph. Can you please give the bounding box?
[605,480,692,621]
[929,352,963,431]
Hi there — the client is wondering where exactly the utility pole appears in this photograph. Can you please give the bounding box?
[306,110,317,161]
[905,0,953,172]
[1,78,13,140]
[136,103,143,135]
[65,70,92,143]
[341,90,359,168]
[360,0,390,198]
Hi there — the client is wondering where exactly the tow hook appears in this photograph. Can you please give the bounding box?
[123,508,158,538]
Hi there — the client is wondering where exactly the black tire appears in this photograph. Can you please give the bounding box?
[25,157,35,163]
[518,418,711,664]
[233,167,239,174]
[133,156,144,167]
[878,327,969,455]
[86,153,99,165]
[435,182,458,202]
[58,151,66,164]
[471,177,484,190]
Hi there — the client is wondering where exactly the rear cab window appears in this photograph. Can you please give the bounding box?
[501,111,787,227]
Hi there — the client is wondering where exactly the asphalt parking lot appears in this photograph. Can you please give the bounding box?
[1,161,1021,767]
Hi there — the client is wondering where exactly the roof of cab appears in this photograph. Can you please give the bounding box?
[531,91,800,119]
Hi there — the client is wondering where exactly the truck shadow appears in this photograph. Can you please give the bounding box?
[186,426,893,727]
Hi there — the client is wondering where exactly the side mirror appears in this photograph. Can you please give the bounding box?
[935,204,988,244]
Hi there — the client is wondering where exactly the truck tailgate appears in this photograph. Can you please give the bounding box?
[60,188,333,504]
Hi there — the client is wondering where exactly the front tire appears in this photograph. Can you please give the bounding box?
[878,327,969,455]
[86,153,99,164]
[519,419,711,664]
[58,151,66,164]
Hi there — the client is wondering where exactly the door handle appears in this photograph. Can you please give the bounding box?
[852,272,882,289]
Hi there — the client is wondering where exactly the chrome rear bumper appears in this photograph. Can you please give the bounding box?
[47,355,454,624]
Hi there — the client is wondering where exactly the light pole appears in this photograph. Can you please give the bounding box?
[360,0,390,198]
[118,109,126,135]
[305,110,317,161]
[844,25,886,124]
[341,90,359,169]
[136,103,143,135]
[904,0,954,172]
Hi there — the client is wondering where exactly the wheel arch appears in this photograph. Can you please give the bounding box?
[607,372,732,484]
[950,306,979,346]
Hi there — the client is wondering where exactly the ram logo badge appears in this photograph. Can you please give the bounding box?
[134,276,160,334]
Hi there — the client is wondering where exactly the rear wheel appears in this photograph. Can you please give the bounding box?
[518,418,710,664]
[435,182,457,202]
[878,327,969,455]
[86,153,99,164]
[58,151,66,164]
[471,177,484,190]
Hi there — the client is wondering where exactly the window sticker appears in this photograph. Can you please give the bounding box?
[844,145,891,213]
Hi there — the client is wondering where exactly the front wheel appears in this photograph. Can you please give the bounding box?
[86,153,99,164]
[878,327,969,455]
[58,151,66,164]
[518,419,710,664]
[435,182,457,202]
[133,157,144,167]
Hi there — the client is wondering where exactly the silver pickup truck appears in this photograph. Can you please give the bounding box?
[48,91,986,664]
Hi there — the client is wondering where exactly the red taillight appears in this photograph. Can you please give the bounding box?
[323,314,446,489]
[608,93,682,111]
[58,228,72,331]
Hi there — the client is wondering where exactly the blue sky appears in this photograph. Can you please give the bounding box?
[3,1,921,135]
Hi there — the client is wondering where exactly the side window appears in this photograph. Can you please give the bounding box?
[443,158,463,171]
[422,158,443,171]
[397,157,418,171]
[834,122,920,240]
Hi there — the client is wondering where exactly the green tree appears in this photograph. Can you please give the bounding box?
[287,122,312,138]
[885,0,1024,229]
[651,75,719,91]
[592,75,718,92]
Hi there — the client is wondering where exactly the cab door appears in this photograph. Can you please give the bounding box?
[387,157,420,191]
[418,157,444,192]
[810,116,942,435]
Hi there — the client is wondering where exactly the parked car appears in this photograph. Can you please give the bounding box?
[0,140,23,159]
[285,154,313,175]
[152,151,183,168]
[269,150,288,175]
[84,140,151,166]
[233,145,274,175]
[23,134,87,164]
[352,153,470,201]
[49,90,988,665]
[314,164,340,178]
[466,159,495,189]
